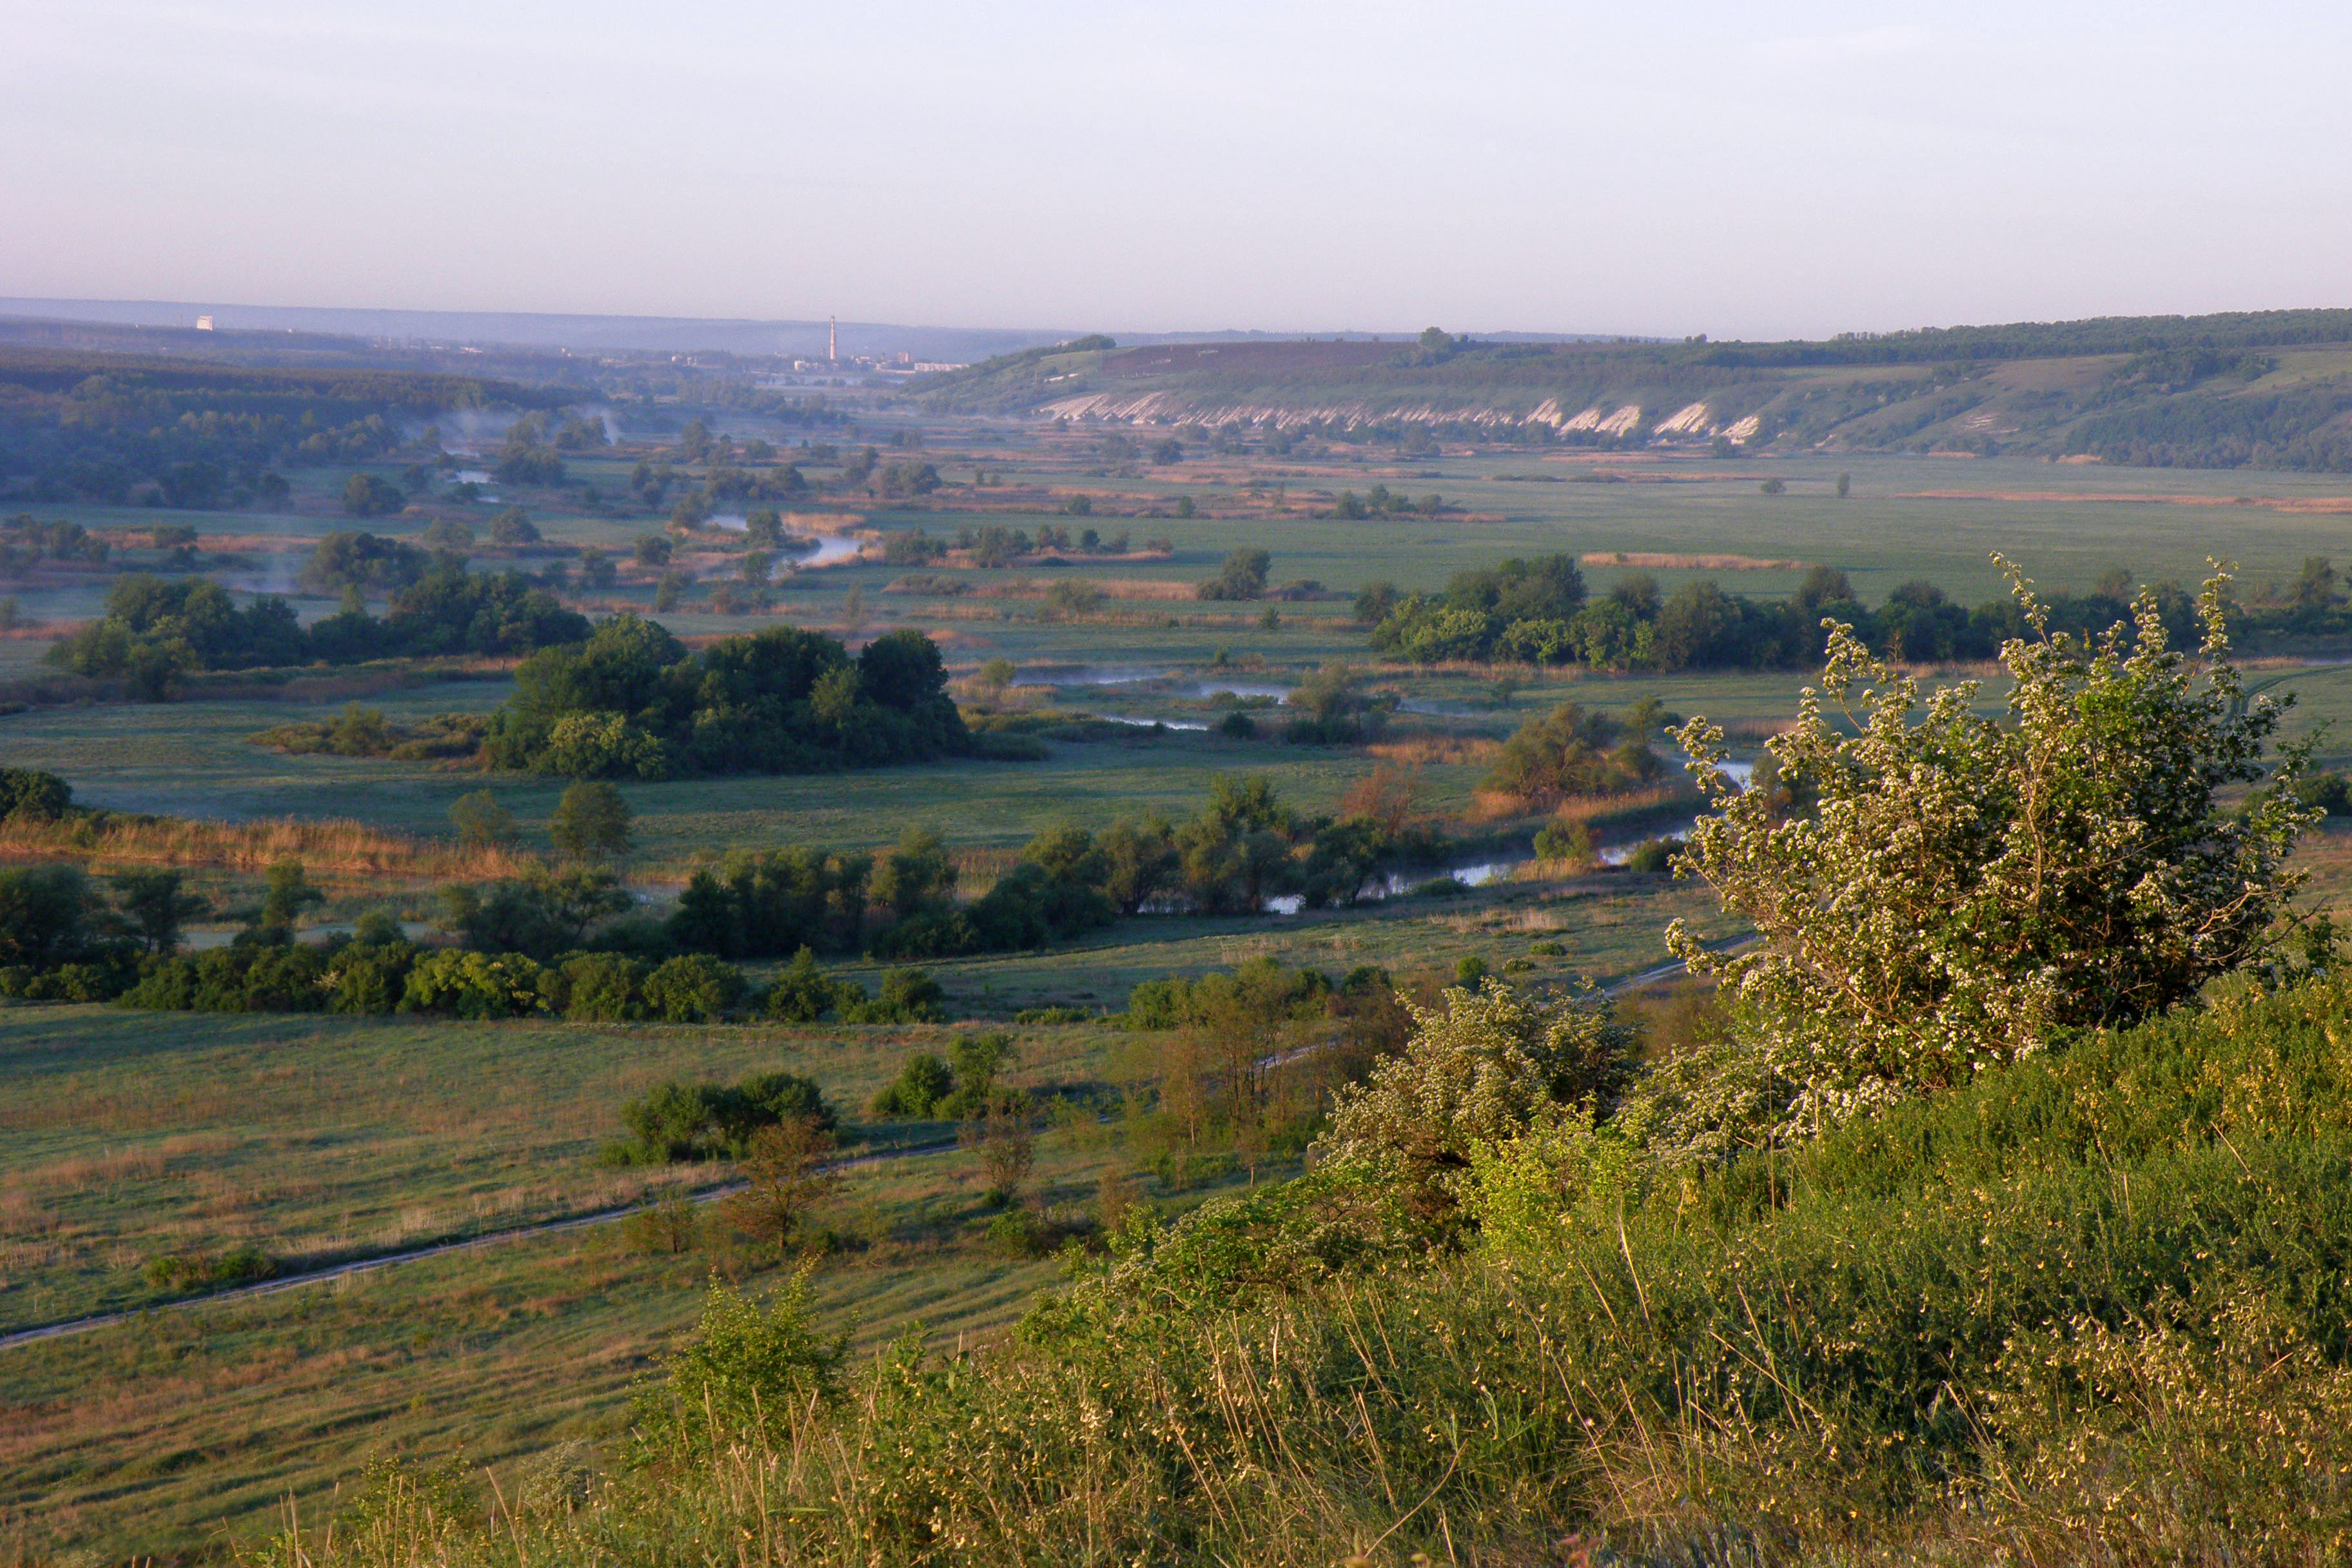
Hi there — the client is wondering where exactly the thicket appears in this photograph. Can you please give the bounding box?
[46,553,588,696]
[250,707,491,761]
[480,618,973,779]
[660,776,1449,970]
[610,1072,836,1165]
[1483,697,1669,803]
[2066,381,2352,471]
[1359,553,2326,672]
[867,1033,1017,1121]
[106,928,938,1028]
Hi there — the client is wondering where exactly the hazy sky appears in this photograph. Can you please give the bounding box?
[6,0,2350,338]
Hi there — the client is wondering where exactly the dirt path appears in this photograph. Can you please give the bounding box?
[0,937,1758,1354]
[0,1139,959,1353]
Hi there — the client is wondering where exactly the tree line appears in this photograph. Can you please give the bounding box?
[0,348,560,509]
[1353,553,2332,672]
[46,557,589,698]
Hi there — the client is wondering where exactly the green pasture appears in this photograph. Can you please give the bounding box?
[0,1150,1086,1555]
[0,1004,993,1331]
[0,992,1285,1554]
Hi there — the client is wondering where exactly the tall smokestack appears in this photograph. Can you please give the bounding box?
[828,316,837,362]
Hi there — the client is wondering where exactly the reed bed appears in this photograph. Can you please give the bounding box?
[0,813,535,882]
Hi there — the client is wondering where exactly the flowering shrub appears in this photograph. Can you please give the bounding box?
[1662,559,2315,1155]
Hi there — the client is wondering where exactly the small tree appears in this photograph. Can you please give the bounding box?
[1663,559,2315,1154]
[550,781,632,861]
[108,868,207,954]
[963,1101,1034,1207]
[448,790,516,850]
[721,1119,841,1260]
[257,859,326,935]
[625,1190,700,1255]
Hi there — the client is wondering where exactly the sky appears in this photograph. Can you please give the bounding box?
[6,0,2351,340]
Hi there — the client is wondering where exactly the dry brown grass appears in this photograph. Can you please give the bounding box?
[0,813,536,882]
[1093,578,1197,601]
[1581,549,1812,571]
[1366,736,1501,767]
[1469,782,1689,827]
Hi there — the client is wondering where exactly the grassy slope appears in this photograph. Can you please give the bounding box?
[278,973,2352,1567]
[912,329,2352,462]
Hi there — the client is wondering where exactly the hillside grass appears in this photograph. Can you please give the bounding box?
[228,970,2352,1568]
[0,1006,1061,1330]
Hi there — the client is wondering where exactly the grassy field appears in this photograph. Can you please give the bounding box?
[0,996,1179,1553]
[1,1154,1079,1555]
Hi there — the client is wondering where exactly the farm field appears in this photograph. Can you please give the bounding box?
[8,381,2352,1560]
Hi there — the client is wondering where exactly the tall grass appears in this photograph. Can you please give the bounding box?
[0,812,534,881]
[260,975,2352,1567]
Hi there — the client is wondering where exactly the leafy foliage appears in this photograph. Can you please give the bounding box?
[482,619,971,779]
[1661,560,2315,1155]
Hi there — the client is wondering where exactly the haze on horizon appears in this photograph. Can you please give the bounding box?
[5,0,2350,342]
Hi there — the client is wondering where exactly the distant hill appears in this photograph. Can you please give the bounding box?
[0,300,1628,368]
[911,311,2352,471]
[0,299,1081,364]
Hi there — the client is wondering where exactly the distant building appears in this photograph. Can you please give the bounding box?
[195,315,215,331]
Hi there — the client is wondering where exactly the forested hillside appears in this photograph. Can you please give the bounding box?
[0,348,565,509]
[913,310,2352,471]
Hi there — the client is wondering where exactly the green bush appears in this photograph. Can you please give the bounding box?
[983,1208,1051,1259]
[869,1052,955,1119]
[1012,1005,1090,1025]
[760,948,862,1023]
[630,1269,845,1456]
[0,767,70,821]
[642,954,748,1023]
[117,944,329,1013]
[324,940,416,1014]
[144,1244,276,1292]
[546,951,648,1021]
[401,950,547,1019]
[838,967,946,1024]
[617,1071,836,1163]
[1667,560,2312,1154]
[1619,836,1676,874]
[1123,959,1330,1030]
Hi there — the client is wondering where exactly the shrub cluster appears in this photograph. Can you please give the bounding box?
[46,555,588,697]
[480,618,970,779]
[666,825,1119,965]
[1481,697,1668,803]
[611,1072,836,1164]
[868,1033,1015,1121]
[1362,555,2282,673]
